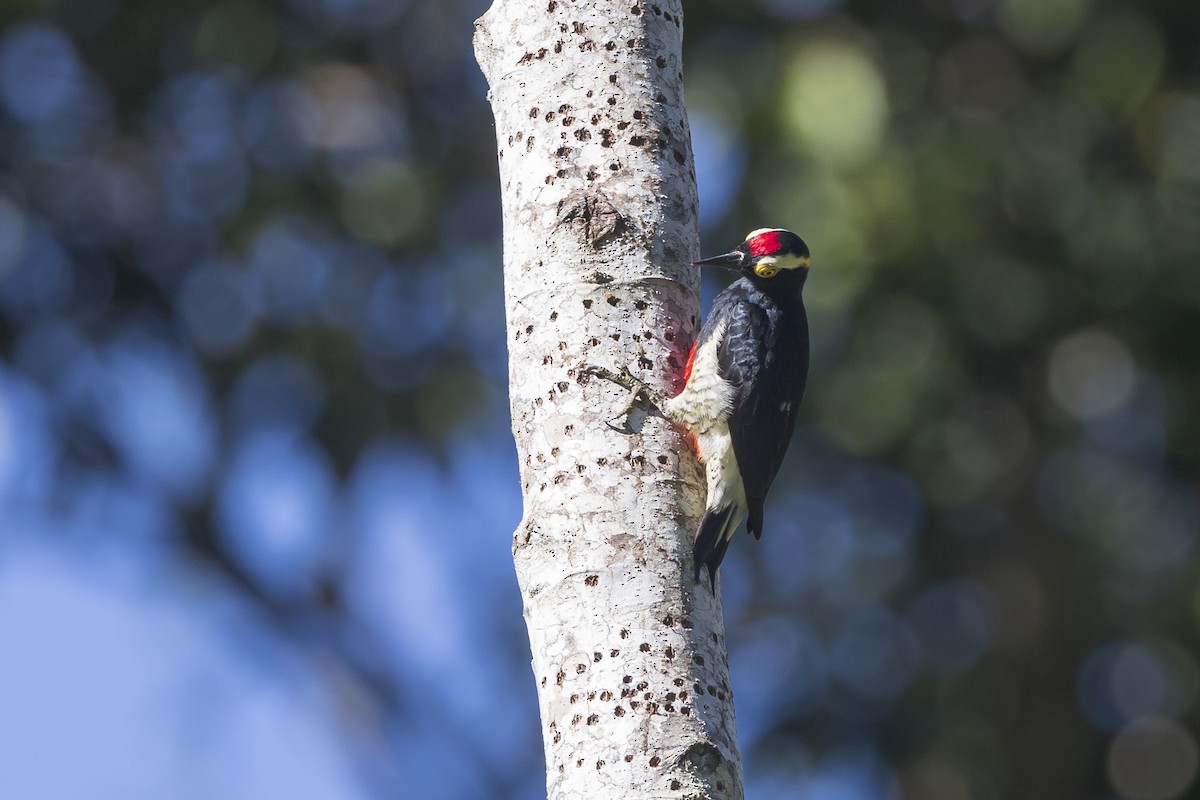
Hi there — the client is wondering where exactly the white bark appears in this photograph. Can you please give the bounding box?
[474,1,743,799]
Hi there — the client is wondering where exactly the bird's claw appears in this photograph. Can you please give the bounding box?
[583,362,655,433]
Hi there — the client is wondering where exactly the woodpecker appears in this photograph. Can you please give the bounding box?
[586,228,810,587]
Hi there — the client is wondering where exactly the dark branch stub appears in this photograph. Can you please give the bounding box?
[558,190,625,246]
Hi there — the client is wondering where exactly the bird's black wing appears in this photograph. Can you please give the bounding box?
[716,283,808,539]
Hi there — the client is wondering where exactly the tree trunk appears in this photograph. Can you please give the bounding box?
[473,2,744,798]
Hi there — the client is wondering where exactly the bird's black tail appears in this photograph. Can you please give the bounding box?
[692,505,740,589]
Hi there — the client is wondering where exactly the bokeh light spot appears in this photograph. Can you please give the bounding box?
[997,0,1091,55]
[782,40,888,168]
[1107,717,1198,800]
[1047,330,1135,420]
[0,23,83,123]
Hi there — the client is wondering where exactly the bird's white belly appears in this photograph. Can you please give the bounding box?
[663,319,735,436]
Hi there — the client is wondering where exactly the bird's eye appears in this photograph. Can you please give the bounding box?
[754,264,779,278]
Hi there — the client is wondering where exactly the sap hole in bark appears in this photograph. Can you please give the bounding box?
[646,702,659,713]
[693,654,705,665]
[649,756,661,767]
[590,113,602,124]
[643,691,653,700]
[673,149,686,164]
[639,643,650,653]
[584,574,598,586]
[635,299,648,310]
[656,92,667,102]
[609,162,620,171]
[607,96,617,106]
[545,111,556,122]
[605,41,616,51]
[579,41,595,52]
[565,424,574,433]
[529,107,540,118]
[586,90,593,98]
[636,680,648,691]
[706,685,716,695]
[664,646,676,659]
[556,671,566,685]
[536,452,545,463]
[553,732,562,744]
[593,651,603,662]
[596,760,605,770]
[622,674,633,684]
[572,22,585,34]
[571,714,582,725]
[557,381,569,392]
[553,41,563,54]
[638,356,652,370]
[576,758,584,768]
[680,618,693,629]
[558,341,568,351]
[665,331,675,341]
[600,690,612,701]
[710,632,719,644]
[630,454,646,468]
[606,294,620,305]
[551,447,560,457]
[549,310,558,321]
[620,629,630,639]
[575,128,590,141]
[586,714,599,725]
[588,337,600,346]
[563,117,575,127]
[546,0,556,10]
[663,615,674,626]
[629,700,640,710]
[624,754,634,762]
[665,691,677,702]
[569,693,579,704]
[556,146,571,157]
[610,648,619,657]
[674,678,686,687]
[582,299,593,309]
[716,781,726,792]
[610,333,620,341]
[656,56,667,68]
[617,121,629,131]
[576,663,587,674]
[678,690,688,701]
[670,780,682,791]
[558,765,564,774]
[542,355,552,365]
[596,457,607,466]
[630,134,646,147]
[600,129,615,147]
[631,3,643,16]
[575,464,585,474]
[615,706,625,717]
[526,136,535,152]
[657,455,669,465]
[608,73,617,84]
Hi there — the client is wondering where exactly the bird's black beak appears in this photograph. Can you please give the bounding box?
[692,250,747,270]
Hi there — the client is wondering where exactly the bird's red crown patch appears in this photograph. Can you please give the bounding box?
[747,230,784,257]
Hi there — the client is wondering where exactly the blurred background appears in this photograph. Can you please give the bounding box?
[0,0,1197,798]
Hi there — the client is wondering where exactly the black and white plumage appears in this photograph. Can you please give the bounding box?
[585,228,810,588]
[665,229,811,585]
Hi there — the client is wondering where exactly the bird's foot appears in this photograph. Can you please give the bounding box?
[582,364,663,433]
